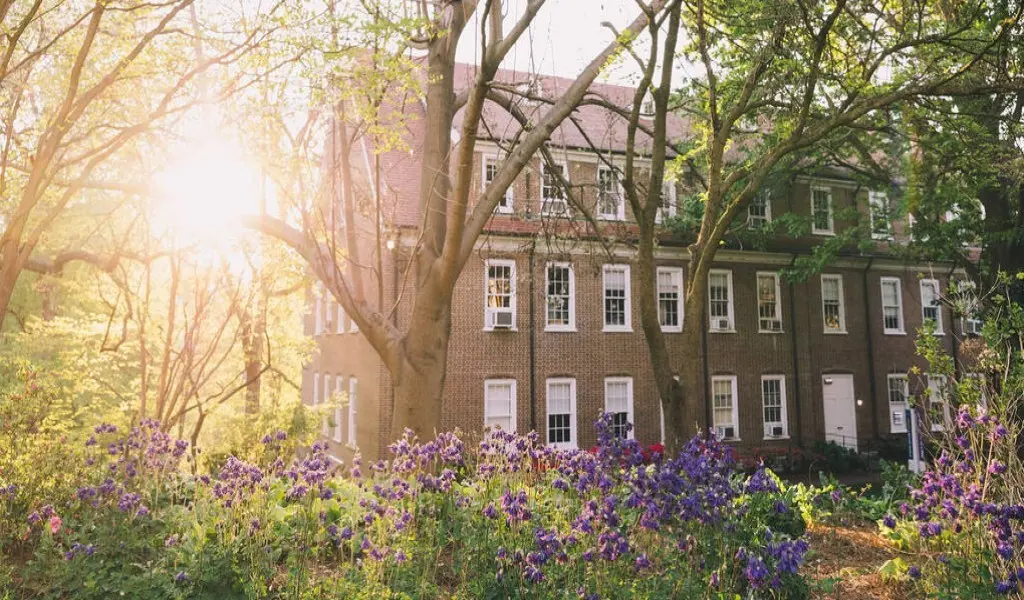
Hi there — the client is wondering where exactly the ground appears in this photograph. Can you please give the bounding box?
[804,523,909,599]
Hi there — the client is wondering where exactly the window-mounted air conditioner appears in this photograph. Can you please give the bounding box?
[713,318,730,331]
[490,309,514,329]
[715,426,735,440]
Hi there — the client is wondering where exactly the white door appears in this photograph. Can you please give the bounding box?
[822,374,857,451]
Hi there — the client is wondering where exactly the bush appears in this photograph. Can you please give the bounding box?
[809,441,864,474]
[3,414,813,598]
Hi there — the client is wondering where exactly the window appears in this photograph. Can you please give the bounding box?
[927,375,950,432]
[312,370,320,411]
[748,191,772,229]
[821,274,846,333]
[708,269,734,332]
[756,272,782,332]
[546,378,577,448]
[811,186,834,234]
[920,279,944,334]
[348,378,358,447]
[483,155,513,213]
[541,162,568,215]
[484,379,516,432]
[545,263,575,331]
[954,280,982,336]
[887,374,909,434]
[761,376,787,438]
[656,180,677,222]
[965,314,983,336]
[484,259,516,330]
[604,377,634,439]
[336,301,345,334]
[869,191,891,240]
[314,283,324,335]
[880,277,904,334]
[334,376,344,442]
[597,167,623,220]
[602,264,631,331]
[657,267,683,332]
[711,376,738,440]
[321,374,331,436]
[325,298,336,333]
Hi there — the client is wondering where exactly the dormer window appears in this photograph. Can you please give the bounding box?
[811,186,834,235]
[869,191,891,240]
[597,166,624,220]
[748,191,772,229]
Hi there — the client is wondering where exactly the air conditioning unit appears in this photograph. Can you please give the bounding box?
[715,426,734,440]
[491,310,514,329]
[761,319,781,331]
[713,318,730,331]
[771,426,784,437]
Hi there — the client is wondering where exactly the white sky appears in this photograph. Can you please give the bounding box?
[454,0,647,84]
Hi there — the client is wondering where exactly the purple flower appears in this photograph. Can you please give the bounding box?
[174,571,188,583]
[635,553,651,570]
[908,565,921,580]
[882,514,896,528]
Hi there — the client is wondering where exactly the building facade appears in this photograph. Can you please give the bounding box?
[302,67,979,462]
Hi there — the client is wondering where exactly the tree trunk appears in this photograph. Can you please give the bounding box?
[390,287,452,439]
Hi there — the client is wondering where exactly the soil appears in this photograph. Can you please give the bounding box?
[803,522,911,600]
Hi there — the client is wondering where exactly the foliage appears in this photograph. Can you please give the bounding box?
[3,412,812,599]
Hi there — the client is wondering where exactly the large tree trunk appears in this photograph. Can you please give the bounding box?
[390,286,452,438]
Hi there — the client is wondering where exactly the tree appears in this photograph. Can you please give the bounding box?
[614,0,1024,449]
[0,0,280,332]
[248,0,671,440]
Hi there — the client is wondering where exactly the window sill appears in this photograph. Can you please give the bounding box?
[545,326,577,333]
[709,328,736,334]
[602,326,633,333]
[494,207,514,215]
[598,214,624,221]
[758,329,785,335]
[660,326,683,333]
[721,438,741,443]
[812,230,836,236]
[346,442,358,451]
[823,329,847,335]
[483,327,519,332]
[890,429,908,435]
[883,330,906,336]
[763,435,790,441]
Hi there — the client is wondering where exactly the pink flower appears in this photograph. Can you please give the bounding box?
[49,515,62,534]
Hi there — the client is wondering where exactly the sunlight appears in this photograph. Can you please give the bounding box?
[152,139,262,249]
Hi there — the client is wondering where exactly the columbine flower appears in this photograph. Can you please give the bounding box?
[908,565,922,580]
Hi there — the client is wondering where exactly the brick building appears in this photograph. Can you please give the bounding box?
[302,66,980,462]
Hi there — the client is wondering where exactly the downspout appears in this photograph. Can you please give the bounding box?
[529,239,537,432]
[862,257,879,442]
[787,254,803,448]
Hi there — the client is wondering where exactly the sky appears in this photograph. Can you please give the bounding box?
[453,0,649,84]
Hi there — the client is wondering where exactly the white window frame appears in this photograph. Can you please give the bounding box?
[761,375,788,439]
[544,262,575,332]
[484,379,517,433]
[880,277,905,335]
[484,259,517,331]
[321,374,331,436]
[655,179,677,223]
[334,376,344,442]
[347,377,358,448]
[869,191,892,240]
[312,370,320,410]
[602,264,632,332]
[920,279,944,335]
[603,376,635,440]
[887,374,909,434]
[545,378,577,449]
[927,375,950,432]
[597,166,624,220]
[657,267,684,333]
[541,160,569,216]
[336,301,345,334]
[708,269,735,332]
[711,375,739,441]
[811,185,835,235]
[821,274,847,334]
[314,283,324,336]
[756,271,783,333]
[748,190,772,228]
[483,155,513,214]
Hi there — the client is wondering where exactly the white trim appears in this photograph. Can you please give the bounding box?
[312,370,320,409]
[484,259,517,331]
[334,376,344,442]
[603,376,634,440]
[597,166,625,220]
[927,374,950,432]
[314,283,324,336]
[545,378,577,448]
[820,274,847,333]
[708,269,735,333]
[711,375,739,441]
[602,264,632,332]
[761,375,788,439]
[811,185,835,235]
[920,279,944,335]
[347,377,358,448]
[756,271,783,333]
[321,374,331,436]
[880,277,905,335]
[484,379,517,433]
[336,301,345,334]
[869,191,892,240]
[474,140,651,167]
[795,175,861,190]
[656,266,683,332]
[748,190,772,228]
[483,154,513,214]
[886,374,909,434]
[544,262,576,332]
[540,160,569,216]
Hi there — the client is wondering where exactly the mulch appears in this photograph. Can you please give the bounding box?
[803,523,912,600]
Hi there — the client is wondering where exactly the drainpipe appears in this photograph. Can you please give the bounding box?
[861,257,880,442]
[528,239,537,432]
[787,254,803,448]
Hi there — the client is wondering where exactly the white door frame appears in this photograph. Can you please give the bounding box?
[822,374,858,451]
